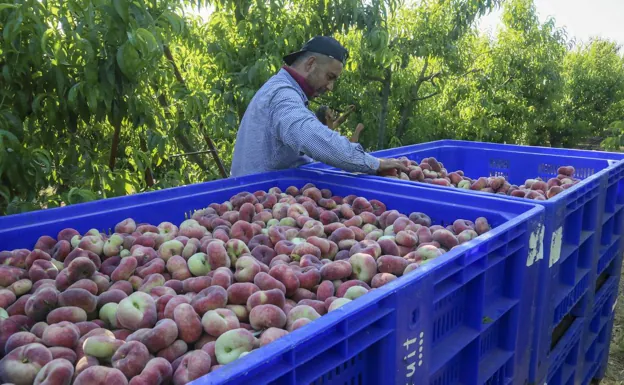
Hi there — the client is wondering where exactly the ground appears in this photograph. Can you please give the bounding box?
[603,268,623,384]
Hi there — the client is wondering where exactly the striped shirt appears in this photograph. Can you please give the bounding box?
[230,68,380,177]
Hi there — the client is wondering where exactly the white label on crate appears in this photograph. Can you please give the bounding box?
[549,227,563,268]
[403,332,424,381]
[527,224,545,266]
[613,299,618,314]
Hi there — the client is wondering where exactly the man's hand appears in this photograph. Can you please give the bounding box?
[376,158,410,175]
[355,123,364,133]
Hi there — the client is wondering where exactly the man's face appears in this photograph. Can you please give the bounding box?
[303,55,343,98]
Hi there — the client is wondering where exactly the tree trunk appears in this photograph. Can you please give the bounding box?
[139,136,154,187]
[377,68,392,150]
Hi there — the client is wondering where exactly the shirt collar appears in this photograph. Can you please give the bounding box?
[281,66,316,101]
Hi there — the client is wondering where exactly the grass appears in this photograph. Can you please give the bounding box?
[603,267,624,384]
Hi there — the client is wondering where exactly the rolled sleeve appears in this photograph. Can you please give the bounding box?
[270,87,380,174]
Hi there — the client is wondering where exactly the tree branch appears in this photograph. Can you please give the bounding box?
[364,75,385,83]
[163,46,228,178]
[415,91,440,101]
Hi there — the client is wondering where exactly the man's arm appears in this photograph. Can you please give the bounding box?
[270,88,379,174]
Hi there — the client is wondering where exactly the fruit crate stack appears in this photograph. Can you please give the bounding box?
[0,169,545,385]
[304,139,624,385]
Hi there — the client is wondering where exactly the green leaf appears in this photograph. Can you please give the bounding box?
[135,28,160,55]
[113,0,129,23]
[0,4,18,12]
[68,82,82,109]
[162,11,183,34]
[116,42,141,80]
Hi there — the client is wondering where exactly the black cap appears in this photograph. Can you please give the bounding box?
[283,36,349,66]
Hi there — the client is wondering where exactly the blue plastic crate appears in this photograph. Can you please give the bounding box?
[0,169,545,385]
[578,247,623,385]
[303,139,624,384]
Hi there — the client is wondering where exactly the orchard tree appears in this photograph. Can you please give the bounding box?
[560,39,624,147]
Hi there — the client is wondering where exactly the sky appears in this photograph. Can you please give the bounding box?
[185,1,624,47]
[478,0,624,46]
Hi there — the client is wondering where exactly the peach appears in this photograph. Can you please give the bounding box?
[164,279,184,294]
[320,260,352,280]
[214,328,255,365]
[178,219,208,239]
[0,342,53,384]
[42,321,80,348]
[82,335,124,360]
[316,280,335,302]
[49,240,71,262]
[156,339,187,363]
[135,258,166,278]
[116,292,157,331]
[56,288,97,314]
[295,267,321,290]
[336,280,371,297]
[130,246,158,267]
[291,288,316,302]
[138,319,179,353]
[202,308,241,337]
[234,256,262,283]
[115,218,137,234]
[328,297,352,312]
[138,273,165,294]
[173,303,202,344]
[191,286,227,316]
[25,287,59,321]
[328,227,355,244]
[457,229,479,244]
[349,240,382,259]
[172,350,211,385]
[211,266,234,289]
[128,357,172,385]
[113,329,133,340]
[111,341,150,379]
[227,283,260,305]
[371,273,397,288]
[73,366,128,385]
[31,322,48,338]
[377,255,409,276]
[249,304,287,330]
[7,293,29,316]
[166,255,192,281]
[432,229,459,250]
[474,217,490,235]
[48,347,77,365]
[286,305,320,331]
[64,257,97,285]
[97,289,128,309]
[254,272,287,294]
[28,259,59,282]
[269,264,300,296]
[5,331,42,353]
[342,286,368,301]
[0,288,16,309]
[246,288,286,311]
[74,356,99,378]
[74,322,100,337]
[108,280,132,295]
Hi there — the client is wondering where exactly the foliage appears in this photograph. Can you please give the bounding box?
[0,0,623,215]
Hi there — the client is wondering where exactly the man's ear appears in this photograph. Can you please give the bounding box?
[304,56,317,72]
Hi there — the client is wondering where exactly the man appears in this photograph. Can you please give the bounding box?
[230,36,408,177]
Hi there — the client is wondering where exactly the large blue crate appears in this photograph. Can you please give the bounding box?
[303,139,624,384]
[578,246,623,385]
[0,169,545,385]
